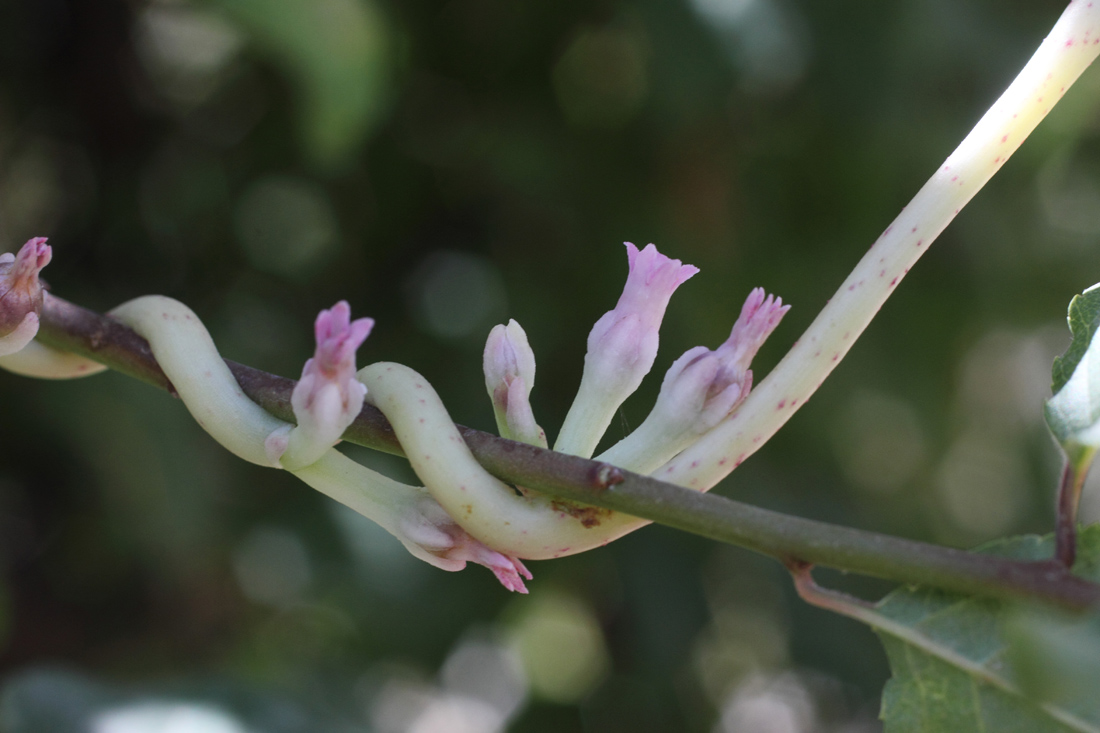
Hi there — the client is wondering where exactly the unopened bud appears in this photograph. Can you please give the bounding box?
[268,301,374,469]
[483,320,546,446]
[0,238,52,356]
[599,287,789,474]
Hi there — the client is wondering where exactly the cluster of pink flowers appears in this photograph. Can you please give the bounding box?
[3,235,787,594]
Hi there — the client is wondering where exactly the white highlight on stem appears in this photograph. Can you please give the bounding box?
[659,0,1100,492]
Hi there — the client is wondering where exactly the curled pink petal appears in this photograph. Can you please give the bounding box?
[405,501,534,593]
[474,547,533,594]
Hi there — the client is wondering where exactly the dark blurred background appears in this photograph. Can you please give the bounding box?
[0,0,1097,730]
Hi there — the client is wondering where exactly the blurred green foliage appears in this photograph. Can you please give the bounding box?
[877,529,1100,731]
[0,0,1097,730]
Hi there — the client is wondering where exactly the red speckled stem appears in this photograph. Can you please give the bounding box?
[661,0,1100,492]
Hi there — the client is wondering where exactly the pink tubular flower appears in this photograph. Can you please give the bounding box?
[614,242,700,330]
[555,242,698,457]
[483,319,546,447]
[598,287,789,474]
[268,301,374,469]
[400,495,533,593]
[585,243,699,378]
[0,238,51,353]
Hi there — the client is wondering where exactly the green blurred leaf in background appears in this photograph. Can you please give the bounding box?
[211,0,392,170]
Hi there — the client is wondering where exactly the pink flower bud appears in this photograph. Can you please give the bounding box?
[270,301,374,469]
[670,287,788,427]
[598,288,789,474]
[0,238,51,350]
[655,346,752,436]
[483,320,546,446]
[400,495,533,593]
[556,243,698,457]
[584,243,699,380]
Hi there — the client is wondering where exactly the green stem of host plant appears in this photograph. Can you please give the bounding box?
[34,294,1100,610]
[1056,454,1094,568]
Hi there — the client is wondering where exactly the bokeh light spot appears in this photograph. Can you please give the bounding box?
[233,175,340,279]
[232,526,312,607]
[92,703,250,733]
[832,391,927,495]
[552,26,649,130]
[406,251,507,341]
[934,429,1029,539]
[508,592,609,704]
[135,3,243,108]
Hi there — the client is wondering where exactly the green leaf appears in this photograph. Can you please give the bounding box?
[211,0,391,170]
[869,527,1100,733]
[1005,606,1100,710]
[1045,284,1100,462]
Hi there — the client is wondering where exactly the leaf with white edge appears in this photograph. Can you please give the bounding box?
[868,527,1100,733]
[1046,284,1100,463]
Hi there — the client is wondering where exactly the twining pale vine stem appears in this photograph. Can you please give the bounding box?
[10,1,1100,607]
[660,0,1100,494]
[32,294,1100,610]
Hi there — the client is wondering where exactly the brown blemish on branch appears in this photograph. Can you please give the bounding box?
[550,501,612,528]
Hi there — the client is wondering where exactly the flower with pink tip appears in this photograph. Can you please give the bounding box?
[445,534,534,593]
[713,287,790,385]
[599,287,789,474]
[399,494,533,593]
[0,237,52,356]
[555,242,698,457]
[268,301,374,469]
[484,319,546,447]
[583,244,699,380]
[612,242,700,331]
